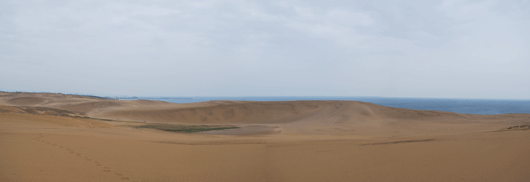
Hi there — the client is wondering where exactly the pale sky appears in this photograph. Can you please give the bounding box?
[1,0,529,99]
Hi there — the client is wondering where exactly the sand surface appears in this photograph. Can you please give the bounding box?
[1,92,530,182]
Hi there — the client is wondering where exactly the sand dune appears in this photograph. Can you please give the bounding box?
[1,93,529,137]
[89,99,529,137]
[1,92,530,182]
[100,101,322,124]
[57,101,123,114]
[7,97,45,105]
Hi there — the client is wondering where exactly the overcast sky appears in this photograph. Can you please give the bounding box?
[1,0,529,99]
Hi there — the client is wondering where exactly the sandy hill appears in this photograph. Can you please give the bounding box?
[1,92,529,137]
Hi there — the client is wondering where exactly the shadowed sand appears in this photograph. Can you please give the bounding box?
[1,92,530,182]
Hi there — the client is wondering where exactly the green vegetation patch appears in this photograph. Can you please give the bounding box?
[134,123,239,133]
[77,116,114,121]
[507,125,530,130]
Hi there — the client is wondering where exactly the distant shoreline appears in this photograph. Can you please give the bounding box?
[121,96,530,115]
[1,92,529,115]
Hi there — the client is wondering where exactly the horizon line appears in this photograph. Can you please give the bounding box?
[2,91,530,101]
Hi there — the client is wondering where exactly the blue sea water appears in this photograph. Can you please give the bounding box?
[124,97,530,115]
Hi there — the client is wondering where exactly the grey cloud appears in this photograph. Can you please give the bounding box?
[0,0,529,98]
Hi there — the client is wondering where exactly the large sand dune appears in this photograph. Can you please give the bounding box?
[1,92,530,182]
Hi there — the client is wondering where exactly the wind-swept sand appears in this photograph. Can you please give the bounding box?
[1,92,529,182]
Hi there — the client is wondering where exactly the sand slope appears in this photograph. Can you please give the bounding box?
[1,92,530,182]
[3,93,529,137]
[6,97,45,105]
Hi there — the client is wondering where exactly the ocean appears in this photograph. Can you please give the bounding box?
[123,97,530,115]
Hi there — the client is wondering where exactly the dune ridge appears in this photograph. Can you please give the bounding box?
[1,92,529,137]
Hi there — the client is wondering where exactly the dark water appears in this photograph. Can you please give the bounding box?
[123,97,530,115]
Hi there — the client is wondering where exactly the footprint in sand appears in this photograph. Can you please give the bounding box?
[115,173,132,181]
[38,134,134,181]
